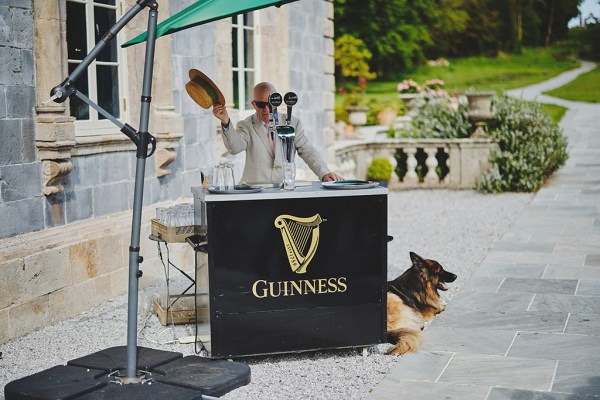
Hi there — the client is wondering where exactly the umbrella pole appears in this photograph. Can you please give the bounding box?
[124,1,159,382]
[46,1,158,382]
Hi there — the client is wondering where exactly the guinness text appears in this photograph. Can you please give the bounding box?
[252,277,347,298]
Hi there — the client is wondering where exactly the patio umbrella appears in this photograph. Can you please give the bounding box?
[122,0,299,48]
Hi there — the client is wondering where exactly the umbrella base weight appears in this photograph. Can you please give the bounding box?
[4,346,250,400]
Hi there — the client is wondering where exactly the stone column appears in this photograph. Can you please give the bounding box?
[33,0,76,196]
[423,147,440,185]
[149,0,183,176]
[323,0,336,166]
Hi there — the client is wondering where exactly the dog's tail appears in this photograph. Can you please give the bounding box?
[387,328,423,355]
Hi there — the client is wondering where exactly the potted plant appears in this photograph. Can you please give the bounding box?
[335,34,376,128]
[339,77,370,126]
[397,79,423,113]
[367,97,401,127]
[423,79,448,99]
[367,158,393,187]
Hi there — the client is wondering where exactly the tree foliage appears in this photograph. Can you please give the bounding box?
[334,0,435,75]
[334,34,377,81]
[334,0,583,72]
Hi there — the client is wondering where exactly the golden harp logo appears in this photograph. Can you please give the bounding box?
[274,213,323,274]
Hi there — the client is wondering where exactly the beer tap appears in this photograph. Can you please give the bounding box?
[268,92,282,141]
[283,92,298,126]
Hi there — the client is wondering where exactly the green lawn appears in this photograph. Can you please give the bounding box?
[540,103,568,125]
[338,48,580,106]
[544,65,600,103]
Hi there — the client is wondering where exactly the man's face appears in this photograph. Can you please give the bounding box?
[252,88,271,124]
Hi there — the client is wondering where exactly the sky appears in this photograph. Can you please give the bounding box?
[569,0,599,27]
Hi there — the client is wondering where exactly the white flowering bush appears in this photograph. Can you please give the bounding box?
[403,100,472,139]
[478,97,568,192]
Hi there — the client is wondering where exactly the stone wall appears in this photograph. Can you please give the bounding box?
[0,202,195,343]
[170,0,219,175]
[0,0,42,238]
[0,0,335,343]
[288,0,336,173]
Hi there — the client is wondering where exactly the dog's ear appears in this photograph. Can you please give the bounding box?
[410,252,426,270]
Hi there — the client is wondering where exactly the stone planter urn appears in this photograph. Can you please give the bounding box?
[397,93,422,115]
[376,106,398,126]
[464,91,495,138]
[346,105,369,126]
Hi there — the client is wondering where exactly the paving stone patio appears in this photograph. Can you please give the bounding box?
[369,61,600,399]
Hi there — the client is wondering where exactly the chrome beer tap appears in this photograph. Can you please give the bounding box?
[267,92,282,141]
[278,92,298,190]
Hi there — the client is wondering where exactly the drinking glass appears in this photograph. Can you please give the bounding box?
[283,162,295,190]
[213,165,225,190]
[165,209,176,227]
[224,163,235,190]
[156,207,167,224]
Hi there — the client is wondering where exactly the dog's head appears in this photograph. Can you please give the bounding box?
[410,251,457,292]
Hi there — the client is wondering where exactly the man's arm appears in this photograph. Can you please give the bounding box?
[293,117,342,181]
[212,104,249,155]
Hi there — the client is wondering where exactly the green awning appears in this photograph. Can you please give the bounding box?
[122,0,298,48]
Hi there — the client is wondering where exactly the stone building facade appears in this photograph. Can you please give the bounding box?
[0,0,335,342]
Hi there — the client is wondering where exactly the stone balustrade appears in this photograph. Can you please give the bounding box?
[334,137,498,189]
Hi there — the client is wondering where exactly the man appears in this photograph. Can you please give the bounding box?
[212,82,343,183]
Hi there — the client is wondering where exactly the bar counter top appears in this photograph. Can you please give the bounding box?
[191,181,388,202]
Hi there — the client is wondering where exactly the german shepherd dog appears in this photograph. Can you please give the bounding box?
[386,252,457,355]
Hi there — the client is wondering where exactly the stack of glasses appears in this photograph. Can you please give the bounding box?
[155,203,194,227]
[212,163,235,190]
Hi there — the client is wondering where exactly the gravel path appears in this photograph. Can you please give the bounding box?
[0,190,531,400]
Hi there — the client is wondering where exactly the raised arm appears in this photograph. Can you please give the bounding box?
[213,104,249,155]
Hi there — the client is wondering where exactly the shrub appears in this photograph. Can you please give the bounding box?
[367,158,393,181]
[408,101,472,139]
[477,96,568,193]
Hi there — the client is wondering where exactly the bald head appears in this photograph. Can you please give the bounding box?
[252,82,277,124]
[253,82,277,100]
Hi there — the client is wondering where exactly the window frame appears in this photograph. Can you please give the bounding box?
[66,0,128,137]
[231,12,257,118]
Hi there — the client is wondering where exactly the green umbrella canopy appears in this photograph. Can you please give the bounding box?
[122,0,298,48]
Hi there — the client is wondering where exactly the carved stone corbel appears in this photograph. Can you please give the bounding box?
[155,148,177,177]
[42,160,73,196]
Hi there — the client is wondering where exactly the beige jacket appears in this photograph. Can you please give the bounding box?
[222,113,330,183]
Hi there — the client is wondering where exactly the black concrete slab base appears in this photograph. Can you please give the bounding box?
[4,365,109,400]
[76,381,205,400]
[153,356,251,397]
[67,346,182,373]
[4,347,251,400]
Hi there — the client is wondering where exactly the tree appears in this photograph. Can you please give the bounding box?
[493,0,581,51]
[427,0,470,58]
[334,34,377,81]
[428,0,501,57]
[334,0,435,75]
[539,0,581,46]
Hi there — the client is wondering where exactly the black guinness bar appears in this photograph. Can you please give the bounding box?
[192,182,388,358]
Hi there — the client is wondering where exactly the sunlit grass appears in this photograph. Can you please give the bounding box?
[540,103,568,125]
[544,65,600,103]
[336,48,580,105]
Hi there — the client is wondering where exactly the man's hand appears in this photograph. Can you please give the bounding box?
[212,104,230,127]
[321,172,344,182]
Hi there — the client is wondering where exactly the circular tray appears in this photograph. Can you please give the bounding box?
[207,185,264,194]
[321,180,380,190]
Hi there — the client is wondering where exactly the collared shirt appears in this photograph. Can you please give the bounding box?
[264,123,275,152]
